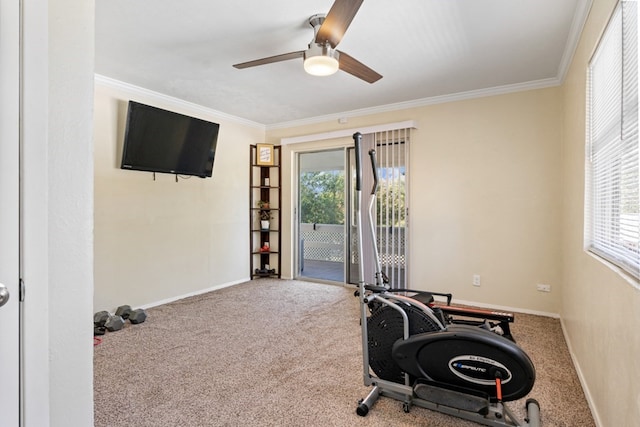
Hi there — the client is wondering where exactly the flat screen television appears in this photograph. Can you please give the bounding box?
[120,101,220,178]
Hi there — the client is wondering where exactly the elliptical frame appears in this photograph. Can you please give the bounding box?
[352,132,540,427]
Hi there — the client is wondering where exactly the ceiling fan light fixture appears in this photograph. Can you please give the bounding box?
[304,56,339,76]
[304,44,340,76]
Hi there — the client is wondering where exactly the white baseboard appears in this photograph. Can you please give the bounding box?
[560,318,602,427]
[140,277,251,310]
[283,279,561,318]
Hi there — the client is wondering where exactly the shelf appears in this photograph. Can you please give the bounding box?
[249,144,282,279]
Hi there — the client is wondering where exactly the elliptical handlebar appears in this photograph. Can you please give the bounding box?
[353,132,362,192]
[369,149,379,195]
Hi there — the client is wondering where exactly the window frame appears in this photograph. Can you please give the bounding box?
[585,0,639,284]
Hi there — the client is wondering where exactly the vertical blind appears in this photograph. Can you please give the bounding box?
[587,0,639,281]
[374,128,410,288]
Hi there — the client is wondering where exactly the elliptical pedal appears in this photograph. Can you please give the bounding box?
[414,381,490,415]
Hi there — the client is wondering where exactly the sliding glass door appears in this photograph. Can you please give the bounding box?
[297,149,346,282]
[295,128,410,287]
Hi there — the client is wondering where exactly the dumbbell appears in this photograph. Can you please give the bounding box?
[93,310,125,332]
[115,305,147,324]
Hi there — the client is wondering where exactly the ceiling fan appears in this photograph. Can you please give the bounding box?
[232,0,382,84]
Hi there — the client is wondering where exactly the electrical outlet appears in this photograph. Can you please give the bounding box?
[473,274,481,287]
[536,284,551,292]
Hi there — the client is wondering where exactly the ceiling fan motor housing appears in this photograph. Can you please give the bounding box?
[308,13,326,33]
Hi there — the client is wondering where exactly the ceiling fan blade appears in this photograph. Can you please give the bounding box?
[233,51,304,69]
[338,50,382,84]
[316,0,364,48]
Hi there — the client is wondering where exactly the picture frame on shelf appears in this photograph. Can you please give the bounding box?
[256,143,275,166]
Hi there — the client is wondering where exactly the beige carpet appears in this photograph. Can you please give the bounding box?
[94,279,595,426]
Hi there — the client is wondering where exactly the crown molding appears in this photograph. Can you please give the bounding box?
[266,77,561,131]
[94,74,265,130]
[556,0,593,84]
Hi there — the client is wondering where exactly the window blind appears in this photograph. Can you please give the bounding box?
[354,129,410,288]
[374,129,409,288]
[587,0,639,281]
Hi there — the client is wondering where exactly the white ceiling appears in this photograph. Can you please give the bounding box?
[95,0,591,127]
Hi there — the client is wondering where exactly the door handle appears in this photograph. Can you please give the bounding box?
[0,283,9,308]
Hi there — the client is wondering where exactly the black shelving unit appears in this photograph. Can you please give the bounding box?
[249,144,282,279]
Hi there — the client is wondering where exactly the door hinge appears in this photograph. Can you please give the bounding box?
[19,278,25,301]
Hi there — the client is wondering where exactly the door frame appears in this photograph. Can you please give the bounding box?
[295,147,349,283]
[0,0,22,423]
[1,1,95,425]
[287,127,413,287]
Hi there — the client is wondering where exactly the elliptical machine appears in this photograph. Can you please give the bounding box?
[352,132,540,426]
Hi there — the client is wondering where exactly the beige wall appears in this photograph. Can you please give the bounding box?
[93,83,263,311]
[94,81,564,316]
[269,87,563,315]
[561,0,640,425]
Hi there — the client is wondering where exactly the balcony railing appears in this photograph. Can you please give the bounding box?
[300,223,406,267]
